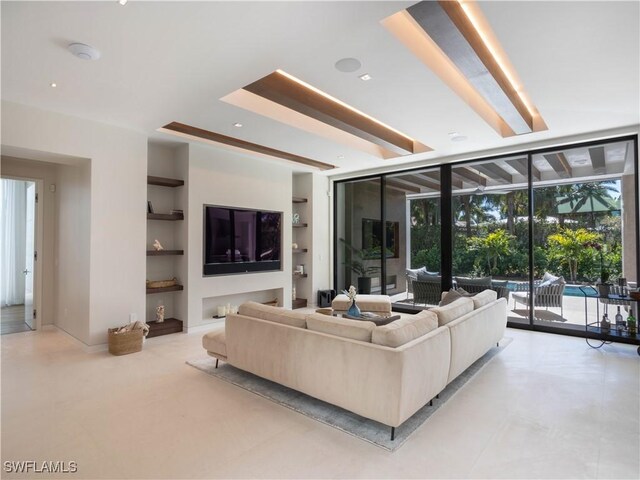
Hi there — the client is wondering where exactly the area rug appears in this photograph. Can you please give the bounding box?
[186,337,511,451]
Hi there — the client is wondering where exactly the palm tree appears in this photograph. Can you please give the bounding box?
[557,181,618,228]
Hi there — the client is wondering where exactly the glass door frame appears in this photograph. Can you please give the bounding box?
[333,134,639,339]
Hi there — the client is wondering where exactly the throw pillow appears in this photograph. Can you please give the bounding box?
[417,271,441,282]
[472,289,498,309]
[306,314,375,342]
[438,288,470,306]
[371,310,438,348]
[429,297,474,326]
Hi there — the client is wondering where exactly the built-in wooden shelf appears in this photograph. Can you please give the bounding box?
[292,197,308,203]
[147,176,184,187]
[292,298,307,310]
[293,273,308,278]
[146,250,184,256]
[292,223,308,228]
[146,285,184,295]
[147,213,184,221]
[147,318,183,338]
[292,248,308,253]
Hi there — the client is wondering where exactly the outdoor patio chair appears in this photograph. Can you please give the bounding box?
[405,267,439,300]
[410,277,442,306]
[454,276,510,301]
[512,277,566,318]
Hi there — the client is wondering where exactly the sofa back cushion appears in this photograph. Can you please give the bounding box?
[371,310,438,348]
[429,297,474,326]
[472,289,498,309]
[306,313,375,342]
[238,301,307,329]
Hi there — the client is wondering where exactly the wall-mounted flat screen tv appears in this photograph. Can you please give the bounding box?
[203,205,282,276]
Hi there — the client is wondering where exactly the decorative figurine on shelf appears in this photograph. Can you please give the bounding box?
[292,213,300,225]
[156,305,165,323]
[292,243,298,250]
[346,285,361,317]
[153,239,164,251]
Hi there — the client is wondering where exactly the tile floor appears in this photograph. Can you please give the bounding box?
[1,324,638,479]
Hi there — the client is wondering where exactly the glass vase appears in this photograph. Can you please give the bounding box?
[347,299,361,317]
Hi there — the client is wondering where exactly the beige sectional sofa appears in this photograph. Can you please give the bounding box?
[203,292,507,439]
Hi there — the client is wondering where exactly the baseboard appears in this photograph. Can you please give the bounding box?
[186,318,225,334]
[42,325,108,353]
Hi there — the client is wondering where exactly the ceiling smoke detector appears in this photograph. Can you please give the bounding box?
[68,43,101,61]
[334,58,362,73]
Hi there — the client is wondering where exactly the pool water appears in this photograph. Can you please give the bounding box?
[504,282,590,297]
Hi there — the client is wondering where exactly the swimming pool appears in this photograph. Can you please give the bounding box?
[504,282,591,297]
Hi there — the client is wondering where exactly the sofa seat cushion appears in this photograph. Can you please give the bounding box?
[331,294,391,313]
[306,313,375,342]
[202,327,227,359]
[372,310,438,347]
[429,297,474,326]
[238,301,307,329]
[472,289,498,309]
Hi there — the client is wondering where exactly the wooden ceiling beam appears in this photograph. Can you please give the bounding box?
[474,163,512,183]
[160,121,335,170]
[452,166,487,186]
[244,72,416,155]
[588,147,606,174]
[544,153,572,178]
[392,175,440,191]
[506,157,540,180]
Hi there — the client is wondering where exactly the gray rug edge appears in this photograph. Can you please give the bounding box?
[186,337,512,452]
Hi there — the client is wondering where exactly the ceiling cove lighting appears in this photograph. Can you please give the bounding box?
[158,121,336,171]
[382,0,547,137]
[221,69,431,160]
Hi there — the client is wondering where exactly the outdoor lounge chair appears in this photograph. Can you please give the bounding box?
[512,275,566,318]
[410,277,442,306]
[454,276,510,300]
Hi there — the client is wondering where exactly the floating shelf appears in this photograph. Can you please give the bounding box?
[147,318,183,338]
[292,223,308,228]
[292,248,308,253]
[292,298,307,309]
[147,213,184,221]
[147,250,184,256]
[147,176,184,187]
[146,285,184,295]
[292,197,308,203]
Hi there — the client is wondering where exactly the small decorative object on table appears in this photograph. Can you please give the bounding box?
[152,239,164,251]
[346,285,361,317]
[156,305,165,323]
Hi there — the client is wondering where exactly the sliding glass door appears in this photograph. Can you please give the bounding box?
[451,156,530,325]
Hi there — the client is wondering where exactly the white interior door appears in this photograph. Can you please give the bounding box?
[24,182,36,328]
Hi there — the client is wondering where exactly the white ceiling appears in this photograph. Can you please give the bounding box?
[2,1,638,176]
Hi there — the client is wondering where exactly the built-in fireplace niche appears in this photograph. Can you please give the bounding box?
[202,288,283,321]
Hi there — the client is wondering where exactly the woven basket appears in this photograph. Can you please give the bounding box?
[146,277,177,289]
[108,328,143,356]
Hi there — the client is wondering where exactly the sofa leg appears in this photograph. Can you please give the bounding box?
[436,393,439,399]
[430,399,433,406]
[215,358,219,369]
[497,341,499,347]
[390,427,395,441]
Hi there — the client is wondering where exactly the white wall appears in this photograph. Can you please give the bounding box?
[1,101,147,345]
[0,157,57,326]
[185,143,293,330]
[55,162,91,341]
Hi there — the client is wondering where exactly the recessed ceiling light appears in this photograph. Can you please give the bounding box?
[359,73,372,81]
[449,132,467,142]
[118,0,128,5]
[68,43,101,61]
[50,82,57,88]
[334,58,362,73]
[233,122,243,128]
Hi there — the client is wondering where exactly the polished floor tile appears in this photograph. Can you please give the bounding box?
[1,326,638,479]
